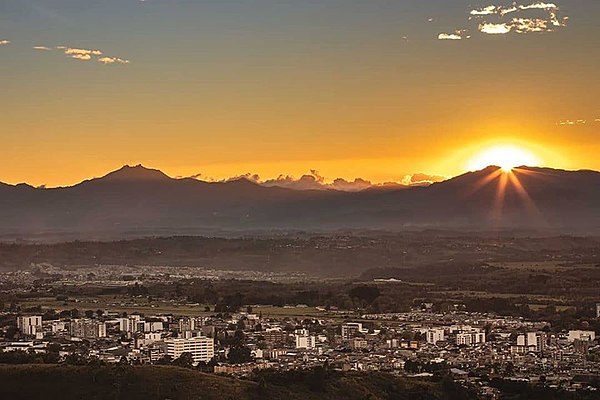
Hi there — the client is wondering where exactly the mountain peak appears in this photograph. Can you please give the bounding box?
[100,164,172,182]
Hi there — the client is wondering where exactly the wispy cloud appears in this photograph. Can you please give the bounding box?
[64,47,103,59]
[33,45,130,66]
[98,56,130,65]
[557,118,600,126]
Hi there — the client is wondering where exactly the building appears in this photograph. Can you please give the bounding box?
[341,322,366,341]
[294,328,316,349]
[456,332,485,346]
[165,336,215,364]
[568,330,595,343]
[178,317,198,333]
[263,328,287,344]
[17,316,42,337]
[135,332,163,348]
[51,321,67,333]
[426,328,445,345]
[70,319,107,339]
[349,338,369,350]
[118,315,163,334]
[512,331,546,353]
[295,334,316,350]
[118,315,142,333]
[3,341,35,352]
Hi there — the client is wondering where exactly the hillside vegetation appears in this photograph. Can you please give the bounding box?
[0,364,473,400]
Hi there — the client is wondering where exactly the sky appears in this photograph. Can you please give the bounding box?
[1,0,598,187]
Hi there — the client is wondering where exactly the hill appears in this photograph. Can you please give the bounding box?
[0,364,473,400]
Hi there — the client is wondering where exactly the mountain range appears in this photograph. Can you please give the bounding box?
[1,164,599,238]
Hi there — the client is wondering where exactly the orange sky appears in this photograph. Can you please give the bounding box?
[0,1,598,187]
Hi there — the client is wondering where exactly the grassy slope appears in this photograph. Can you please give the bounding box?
[0,365,470,400]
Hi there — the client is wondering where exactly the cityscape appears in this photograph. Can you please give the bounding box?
[1,0,599,399]
[1,248,600,399]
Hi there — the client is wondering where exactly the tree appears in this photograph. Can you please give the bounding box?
[348,286,381,305]
[227,345,252,364]
[156,355,172,365]
[173,352,194,368]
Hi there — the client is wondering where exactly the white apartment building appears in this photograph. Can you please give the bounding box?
[426,328,446,345]
[456,332,486,346]
[165,336,215,364]
[17,316,42,336]
[295,334,316,350]
[512,331,546,353]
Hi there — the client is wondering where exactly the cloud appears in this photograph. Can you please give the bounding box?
[70,53,92,61]
[64,47,102,61]
[557,119,588,126]
[261,172,373,191]
[61,47,129,65]
[479,22,512,34]
[64,48,102,56]
[330,178,373,192]
[0,40,10,45]
[184,170,444,191]
[98,56,130,65]
[556,115,600,126]
[31,45,130,66]
[401,173,446,186]
[471,1,567,35]
[438,32,463,40]
[438,1,568,40]
[470,5,501,16]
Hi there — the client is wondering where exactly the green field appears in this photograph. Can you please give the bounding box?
[19,295,333,319]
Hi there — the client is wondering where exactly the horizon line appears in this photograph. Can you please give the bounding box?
[0,163,593,192]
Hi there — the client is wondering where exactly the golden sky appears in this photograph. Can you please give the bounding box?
[0,1,598,187]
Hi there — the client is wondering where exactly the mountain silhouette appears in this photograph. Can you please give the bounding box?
[94,164,172,182]
[1,165,599,238]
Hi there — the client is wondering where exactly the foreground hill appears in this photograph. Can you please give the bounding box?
[1,164,600,237]
[0,365,472,400]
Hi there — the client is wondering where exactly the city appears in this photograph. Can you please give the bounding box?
[1,255,600,399]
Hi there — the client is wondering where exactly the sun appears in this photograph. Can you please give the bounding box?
[467,145,540,172]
